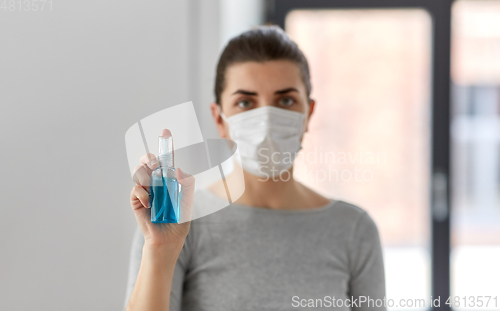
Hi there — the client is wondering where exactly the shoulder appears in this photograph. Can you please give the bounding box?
[330,201,382,258]
[329,199,371,224]
[327,199,380,241]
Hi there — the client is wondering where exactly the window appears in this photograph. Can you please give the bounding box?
[451,0,500,305]
[287,9,432,309]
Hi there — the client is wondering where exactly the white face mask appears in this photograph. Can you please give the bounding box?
[220,106,307,178]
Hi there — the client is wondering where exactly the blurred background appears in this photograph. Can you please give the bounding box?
[0,0,498,310]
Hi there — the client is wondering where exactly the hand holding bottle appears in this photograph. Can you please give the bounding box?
[127,131,194,311]
[130,129,195,249]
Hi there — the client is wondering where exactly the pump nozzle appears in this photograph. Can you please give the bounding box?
[158,129,174,168]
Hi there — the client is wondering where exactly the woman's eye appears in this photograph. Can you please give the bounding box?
[278,97,295,107]
[237,100,252,109]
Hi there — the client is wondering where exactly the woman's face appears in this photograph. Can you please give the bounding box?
[210,60,315,139]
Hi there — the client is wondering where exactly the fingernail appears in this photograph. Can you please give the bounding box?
[149,159,158,167]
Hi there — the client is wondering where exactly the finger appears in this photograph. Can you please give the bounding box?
[134,152,160,188]
[133,165,152,189]
[140,153,159,170]
[130,185,152,235]
[130,185,151,210]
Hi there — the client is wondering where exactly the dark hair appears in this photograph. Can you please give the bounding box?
[214,25,311,105]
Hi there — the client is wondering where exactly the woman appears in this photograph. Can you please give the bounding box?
[125,26,386,311]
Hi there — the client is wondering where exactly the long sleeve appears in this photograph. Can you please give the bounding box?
[347,211,386,311]
[122,226,188,311]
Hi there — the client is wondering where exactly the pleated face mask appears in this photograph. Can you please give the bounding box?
[219,106,307,178]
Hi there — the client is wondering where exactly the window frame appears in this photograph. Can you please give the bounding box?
[268,1,454,310]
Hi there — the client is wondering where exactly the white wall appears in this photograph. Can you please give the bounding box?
[0,0,262,310]
[220,0,265,48]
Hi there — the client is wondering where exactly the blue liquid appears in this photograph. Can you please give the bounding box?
[150,174,180,223]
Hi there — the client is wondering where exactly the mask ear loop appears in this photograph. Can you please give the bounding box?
[297,105,310,153]
[218,105,229,123]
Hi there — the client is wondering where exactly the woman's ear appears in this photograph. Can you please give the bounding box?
[210,102,228,139]
[305,99,316,133]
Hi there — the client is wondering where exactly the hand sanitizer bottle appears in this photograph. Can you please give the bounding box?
[150,131,180,223]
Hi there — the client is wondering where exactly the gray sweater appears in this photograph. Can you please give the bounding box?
[124,188,386,311]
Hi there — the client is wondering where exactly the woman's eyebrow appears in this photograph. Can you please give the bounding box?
[232,89,257,96]
[231,87,298,96]
[274,87,299,94]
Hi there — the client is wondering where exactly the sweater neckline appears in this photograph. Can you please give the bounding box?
[198,188,340,214]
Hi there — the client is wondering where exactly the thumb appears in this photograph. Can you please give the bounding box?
[175,168,195,224]
[176,167,195,188]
